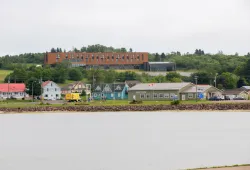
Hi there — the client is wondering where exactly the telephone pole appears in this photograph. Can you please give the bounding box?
[8,76,10,99]
[194,76,198,102]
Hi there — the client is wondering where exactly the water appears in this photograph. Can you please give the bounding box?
[0,111,250,170]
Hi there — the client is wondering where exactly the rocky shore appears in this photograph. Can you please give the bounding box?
[1,103,250,113]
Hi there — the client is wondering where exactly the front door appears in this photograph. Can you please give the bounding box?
[182,94,186,101]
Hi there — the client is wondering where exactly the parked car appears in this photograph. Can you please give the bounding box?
[233,97,245,100]
[208,96,222,101]
[224,96,231,100]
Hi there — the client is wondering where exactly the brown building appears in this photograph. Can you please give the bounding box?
[44,52,176,71]
[44,52,149,69]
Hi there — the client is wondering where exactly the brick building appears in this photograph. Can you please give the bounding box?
[44,52,176,71]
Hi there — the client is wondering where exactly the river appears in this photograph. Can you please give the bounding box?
[0,111,250,170]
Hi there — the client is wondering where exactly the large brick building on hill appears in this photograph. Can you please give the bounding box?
[44,52,176,71]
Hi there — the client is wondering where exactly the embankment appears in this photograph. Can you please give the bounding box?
[1,103,250,113]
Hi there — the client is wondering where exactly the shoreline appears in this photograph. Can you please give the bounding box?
[1,103,250,114]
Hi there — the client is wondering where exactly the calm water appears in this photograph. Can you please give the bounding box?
[0,111,250,170]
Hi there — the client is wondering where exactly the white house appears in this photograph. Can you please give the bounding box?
[42,81,61,100]
[0,83,29,99]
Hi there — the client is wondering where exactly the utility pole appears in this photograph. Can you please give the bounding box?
[8,76,10,99]
[194,76,198,102]
[40,77,43,103]
[214,73,218,88]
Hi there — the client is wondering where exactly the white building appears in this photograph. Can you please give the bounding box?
[0,83,29,100]
[42,81,61,100]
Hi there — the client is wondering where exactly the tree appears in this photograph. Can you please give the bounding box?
[218,72,239,89]
[51,48,56,53]
[87,69,104,85]
[68,68,82,81]
[26,78,42,96]
[104,70,117,83]
[160,53,166,61]
[237,77,247,88]
[129,48,133,52]
[190,71,214,85]
[166,72,182,81]
[155,53,160,61]
[121,48,127,52]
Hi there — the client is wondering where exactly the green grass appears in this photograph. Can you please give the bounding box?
[0,70,13,83]
[0,100,211,108]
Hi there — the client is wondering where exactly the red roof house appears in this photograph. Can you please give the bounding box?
[0,83,26,92]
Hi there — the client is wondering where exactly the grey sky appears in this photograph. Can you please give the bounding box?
[1,0,250,56]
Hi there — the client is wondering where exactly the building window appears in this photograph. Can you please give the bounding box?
[170,93,175,99]
[47,88,49,92]
[55,88,57,91]
[164,93,169,98]
[45,94,48,97]
[56,94,59,97]
[94,93,97,97]
[118,93,121,97]
[111,93,113,97]
[188,93,193,99]
[159,93,164,98]
[153,93,158,98]
[146,94,150,98]
[51,83,53,86]
[140,94,145,99]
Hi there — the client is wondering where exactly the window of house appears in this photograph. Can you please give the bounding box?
[146,94,150,99]
[45,94,48,97]
[164,93,169,98]
[94,93,97,97]
[51,83,53,86]
[159,93,164,98]
[118,93,121,97]
[140,94,145,99]
[153,93,158,98]
[170,93,175,99]
[47,88,49,92]
[111,93,114,97]
[188,93,193,98]
[3,92,6,95]
[56,94,58,97]
[55,88,57,91]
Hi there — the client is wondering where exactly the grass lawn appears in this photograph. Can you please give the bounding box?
[0,70,13,83]
[0,99,213,109]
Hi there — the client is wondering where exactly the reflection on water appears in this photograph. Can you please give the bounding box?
[0,111,250,170]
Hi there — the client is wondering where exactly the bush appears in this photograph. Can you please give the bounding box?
[171,100,180,105]
[129,100,143,104]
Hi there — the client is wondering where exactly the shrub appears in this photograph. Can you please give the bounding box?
[129,100,143,104]
[171,100,180,105]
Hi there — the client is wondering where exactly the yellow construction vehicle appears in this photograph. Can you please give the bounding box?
[65,93,81,102]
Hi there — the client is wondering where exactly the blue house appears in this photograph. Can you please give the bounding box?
[92,83,128,100]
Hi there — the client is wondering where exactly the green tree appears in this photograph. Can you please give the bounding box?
[26,78,42,96]
[104,70,117,83]
[166,72,182,81]
[218,72,239,89]
[121,48,127,52]
[68,68,82,81]
[155,53,160,61]
[87,69,104,85]
[129,48,133,52]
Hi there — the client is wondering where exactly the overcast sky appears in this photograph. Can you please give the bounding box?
[1,0,250,56]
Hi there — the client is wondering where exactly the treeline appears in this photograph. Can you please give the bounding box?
[50,44,133,53]
[149,50,250,74]
[0,53,44,69]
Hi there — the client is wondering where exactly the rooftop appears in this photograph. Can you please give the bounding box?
[129,83,191,91]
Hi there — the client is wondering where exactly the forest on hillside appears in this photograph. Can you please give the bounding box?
[1,44,250,90]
